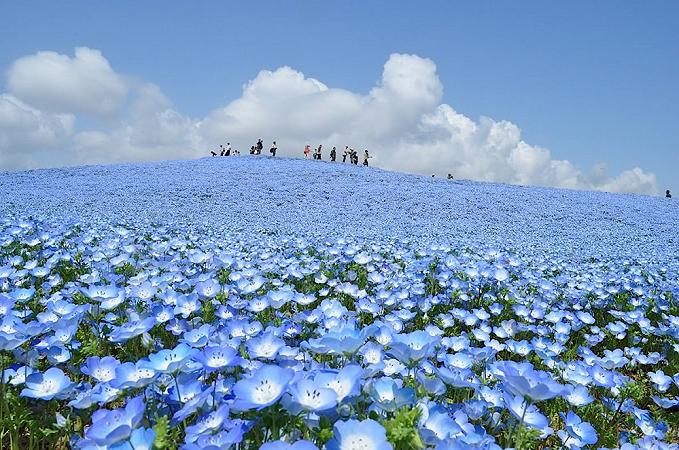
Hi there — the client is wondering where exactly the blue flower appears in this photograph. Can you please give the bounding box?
[326,419,393,450]
[231,364,294,410]
[139,343,197,373]
[557,411,598,448]
[365,376,415,412]
[81,356,121,383]
[260,440,319,450]
[492,361,565,401]
[387,330,439,365]
[110,362,157,389]
[503,392,550,431]
[247,331,285,360]
[194,344,241,372]
[20,367,73,400]
[286,377,338,413]
[314,364,364,402]
[84,396,146,446]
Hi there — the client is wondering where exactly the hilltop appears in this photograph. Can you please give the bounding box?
[0,156,677,259]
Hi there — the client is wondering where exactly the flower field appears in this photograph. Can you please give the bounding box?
[0,157,677,449]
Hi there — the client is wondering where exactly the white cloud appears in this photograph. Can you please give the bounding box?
[0,48,659,195]
[73,83,201,165]
[0,94,74,168]
[6,47,128,117]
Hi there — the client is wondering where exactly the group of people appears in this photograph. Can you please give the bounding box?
[303,145,371,166]
[211,139,372,166]
[248,139,278,156]
[210,143,239,157]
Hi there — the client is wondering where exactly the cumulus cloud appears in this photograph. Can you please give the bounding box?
[0,94,74,168]
[6,47,128,117]
[0,47,659,195]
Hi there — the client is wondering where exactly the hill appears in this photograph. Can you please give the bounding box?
[0,156,676,259]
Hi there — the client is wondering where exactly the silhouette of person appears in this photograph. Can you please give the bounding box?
[270,141,277,157]
[330,146,337,162]
[226,142,231,156]
[304,144,311,158]
[667,190,672,198]
[447,173,453,180]
[342,146,348,163]
[363,150,370,166]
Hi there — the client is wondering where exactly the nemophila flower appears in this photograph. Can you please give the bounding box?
[502,392,550,431]
[108,316,156,343]
[110,427,156,450]
[139,343,197,374]
[464,399,489,421]
[492,361,566,401]
[418,403,462,444]
[175,294,202,318]
[247,331,285,360]
[152,305,174,323]
[184,404,230,442]
[326,419,393,450]
[557,411,598,449]
[110,362,157,389]
[315,364,364,402]
[305,324,376,355]
[365,376,415,412]
[0,294,15,316]
[285,377,338,414]
[184,425,247,450]
[90,382,122,405]
[564,385,594,407]
[194,344,241,372]
[81,284,125,310]
[648,370,673,393]
[231,364,294,410]
[260,440,319,450]
[436,367,480,389]
[181,324,214,348]
[651,396,679,409]
[81,356,121,383]
[195,278,220,298]
[47,345,72,364]
[21,367,73,400]
[387,330,440,364]
[3,365,35,385]
[84,396,145,446]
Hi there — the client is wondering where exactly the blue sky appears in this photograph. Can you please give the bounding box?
[1,1,677,193]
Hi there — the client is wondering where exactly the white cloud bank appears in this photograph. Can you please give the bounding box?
[0,47,658,195]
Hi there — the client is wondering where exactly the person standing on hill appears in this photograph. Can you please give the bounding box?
[256,139,264,155]
[226,142,232,156]
[330,147,337,162]
[363,149,371,167]
[667,190,672,198]
[342,146,349,163]
[270,141,277,157]
[304,144,311,158]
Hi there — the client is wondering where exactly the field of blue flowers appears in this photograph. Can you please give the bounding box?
[0,157,677,450]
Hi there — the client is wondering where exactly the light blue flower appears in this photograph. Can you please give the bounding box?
[326,419,393,450]
[557,411,598,448]
[231,364,294,410]
[21,367,73,400]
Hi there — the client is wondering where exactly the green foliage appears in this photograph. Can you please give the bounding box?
[383,407,425,450]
